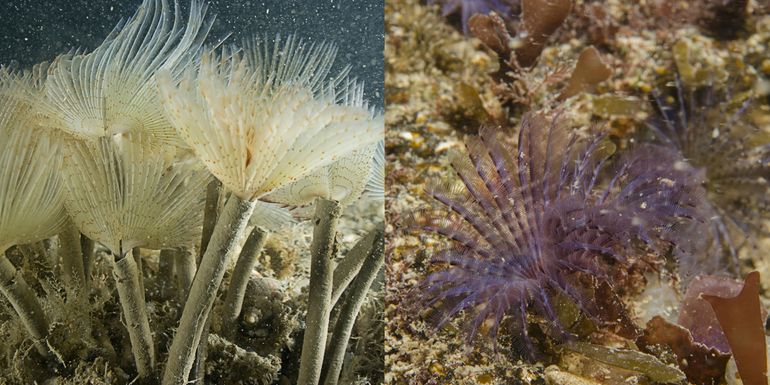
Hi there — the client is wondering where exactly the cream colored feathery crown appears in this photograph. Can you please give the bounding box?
[42,0,213,145]
[61,133,211,255]
[265,140,381,208]
[0,67,67,252]
[157,35,384,201]
[365,139,385,200]
[249,201,296,232]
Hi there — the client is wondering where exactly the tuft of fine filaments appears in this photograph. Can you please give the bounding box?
[366,140,386,200]
[265,141,381,212]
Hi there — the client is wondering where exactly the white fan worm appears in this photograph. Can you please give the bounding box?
[43,0,213,144]
[158,35,383,200]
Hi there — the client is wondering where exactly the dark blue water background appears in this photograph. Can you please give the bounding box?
[0,0,384,107]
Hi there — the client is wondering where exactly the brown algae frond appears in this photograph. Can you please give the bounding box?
[703,272,768,385]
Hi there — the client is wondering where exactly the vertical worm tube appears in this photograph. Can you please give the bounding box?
[323,228,384,385]
[162,196,256,385]
[59,221,85,298]
[158,249,175,300]
[175,246,196,303]
[199,180,222,265]
[0,249,49,357]
[297,199,341,385]
[222,226,268,329]
[330,230,378,308]
[132,247,144,294]
[113,250,155,378]
[80,234,94,285]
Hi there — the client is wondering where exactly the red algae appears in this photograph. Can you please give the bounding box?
[703,272,768,385]
[678,275,744,353]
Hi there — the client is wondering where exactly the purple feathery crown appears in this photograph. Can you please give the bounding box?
[428,0,515,34]
[412,112,705,359]
[646,77,770,277]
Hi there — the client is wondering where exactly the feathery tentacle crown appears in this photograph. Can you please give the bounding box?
[158,35,384,201]
[414,112,700,358]
[43,0,213,144]
[38,0,215,256]
[647,76,770,275]
[249,201,296,232]
[265,141,381,210]
[365,140,386,200]
[0,67,66,252]
[61,134,211,255]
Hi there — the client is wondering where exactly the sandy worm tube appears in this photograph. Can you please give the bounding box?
[298,199,341,385]
[0,251,49,356]
[113,250,155,377]
[80,235,94,284]
[162,196,256,385]
[323,227,384,385]
[222,226,268,330]
[175,247,197,303]
[330,230,379,308]
[58,220,85,299]
[199,180,222,264]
